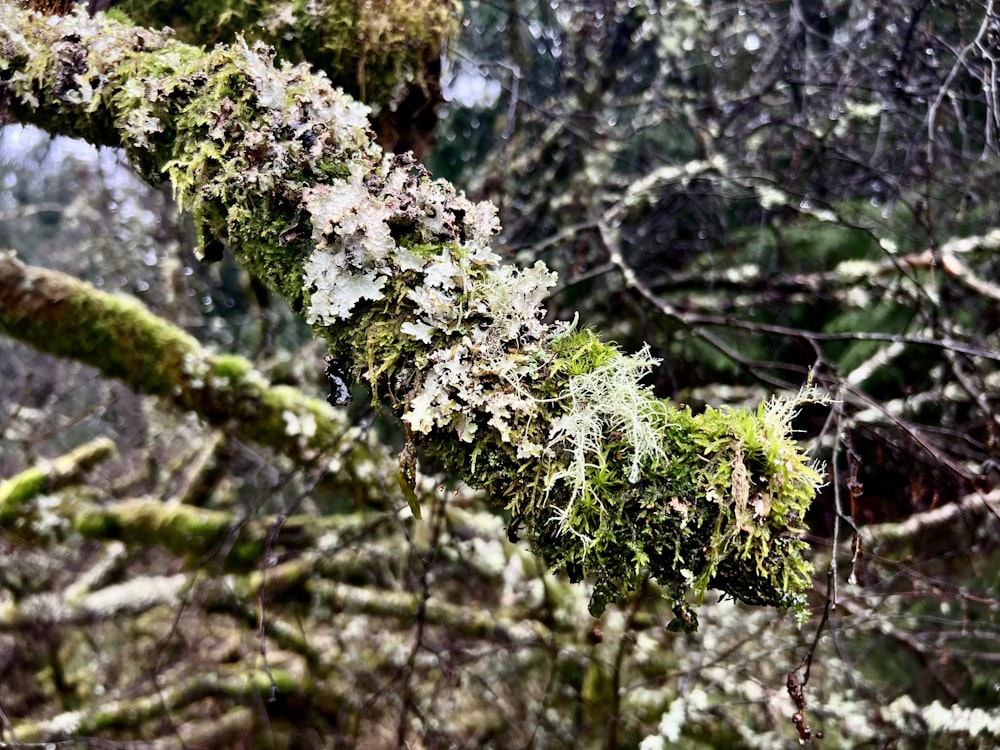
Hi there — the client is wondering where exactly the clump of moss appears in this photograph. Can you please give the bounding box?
[510,332,824,627]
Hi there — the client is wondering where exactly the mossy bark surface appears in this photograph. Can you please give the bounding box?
[0,437,115,521]
[119,0,457,156]
[120,0,456,108]
[0,4,823,625]
[0,251,351,464]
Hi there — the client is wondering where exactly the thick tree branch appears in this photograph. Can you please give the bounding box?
[119,0,456,100]
[0,250,354,465]
[119,0,458,157]
[0,5,823,624]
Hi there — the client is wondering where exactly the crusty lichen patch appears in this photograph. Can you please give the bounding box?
[0,4,824,627]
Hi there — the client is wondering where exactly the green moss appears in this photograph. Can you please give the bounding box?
[0,467,46,523]
[313,158,352,182]
[399,239,454,258]
[124,0,459,109]
[74,499,233,559]
[244,667,300,697]
[211,354,253,381]
[245,384,325,451]
[543,327,622,388]
[420,328,821,625]
[0,440,116,529]
[516,382,821,625]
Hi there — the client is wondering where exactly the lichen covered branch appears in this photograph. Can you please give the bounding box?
[119,0,458,157]
[0,5,823,625]
[12,666,312,743]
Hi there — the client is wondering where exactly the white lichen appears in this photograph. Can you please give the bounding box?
[282,409,317,438]
[546,345,667,532]
[400,320,435,344]
[81,574,187,617]
[181,352,210,389]
[124,108,162,148]
[44,709,84,736]
[304,260,387,324]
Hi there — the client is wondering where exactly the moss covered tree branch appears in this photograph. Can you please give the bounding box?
[859,488,1000,552]
[0,436,115,521]
[121,0,457,95]
[12,665,318,743]
[0,5,824,626]
[3,489,388,570]
[0,250,355,465]
[118,0,459,157]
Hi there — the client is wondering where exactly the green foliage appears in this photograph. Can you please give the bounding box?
[0,466,46,523]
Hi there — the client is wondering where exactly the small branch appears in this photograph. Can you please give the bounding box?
[308,576,553,644]
[0,437,115,521]
[926,0,996,167]
[607,573,649,750]
[860,488,1000,548]
[12,666,314,743]
[0,573,188,631]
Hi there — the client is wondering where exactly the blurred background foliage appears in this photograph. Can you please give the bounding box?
[1,0,1000,747]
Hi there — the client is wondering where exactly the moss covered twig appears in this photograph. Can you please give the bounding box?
[70,497,389,569]
[0,250,351,464]
[307,577,553,642]
[0,436,115,521]
[0,572,188,630]
[0,488,388,569]
[860,488,1000,550]
[12,665,316,743]
[152,707,255,750]
[0,5,823,625]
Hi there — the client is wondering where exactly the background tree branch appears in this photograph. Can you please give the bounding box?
[0,249,357,464]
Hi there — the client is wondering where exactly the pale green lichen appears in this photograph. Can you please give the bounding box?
[78,574,187,617]
[547,344,668,508]
[282,409,318,439]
